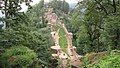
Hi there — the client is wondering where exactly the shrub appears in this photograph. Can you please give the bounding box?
[82,50,120,68]
[97,50,120,68]
[0,46,37,68]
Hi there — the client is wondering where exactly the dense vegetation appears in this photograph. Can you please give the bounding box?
[0,0,120,68]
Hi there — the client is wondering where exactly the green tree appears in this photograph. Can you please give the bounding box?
[26,0,54,67]
[49,0,69,14]
[0,0,32,17]
[69,0,102,54]
[100,15,120,50]
[0,0,52,67]
[69,0,120,54]
[27,0,46,28]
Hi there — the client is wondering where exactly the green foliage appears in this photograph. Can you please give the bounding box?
[68,0,120,55]
[0,0,32,19]
[100,15,120,50]
[0,46,37,68]
[82,50,120,68]
[0,0,53,67]
[59,26,67,52]
[79,0,104,53]
[49,0,69,14]
[96,50,120,68]
[0,27,51,67]
[98,54,120,68]
[27,0,46,28]
[26,1,53,67]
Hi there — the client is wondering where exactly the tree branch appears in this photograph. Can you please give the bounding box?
[113,0,116,13]
[95,0,108,15]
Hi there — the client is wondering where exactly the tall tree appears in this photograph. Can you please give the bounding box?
[69,0,120,54]
[27,0,46,28]
[0,0,53,67]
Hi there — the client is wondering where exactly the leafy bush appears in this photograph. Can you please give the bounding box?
[0,46,37,68]
[82,50,120,68]
[97,50,120,68]
[82,52,107,68]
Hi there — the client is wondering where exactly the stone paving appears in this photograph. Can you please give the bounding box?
[44,8,83,68]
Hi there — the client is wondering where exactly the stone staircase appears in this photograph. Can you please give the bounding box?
[44,8,83,68]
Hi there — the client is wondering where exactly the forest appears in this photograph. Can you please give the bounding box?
[0,0,120,68]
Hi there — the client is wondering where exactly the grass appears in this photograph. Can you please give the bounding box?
[59,27,67,52]
[53,23,68,52]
